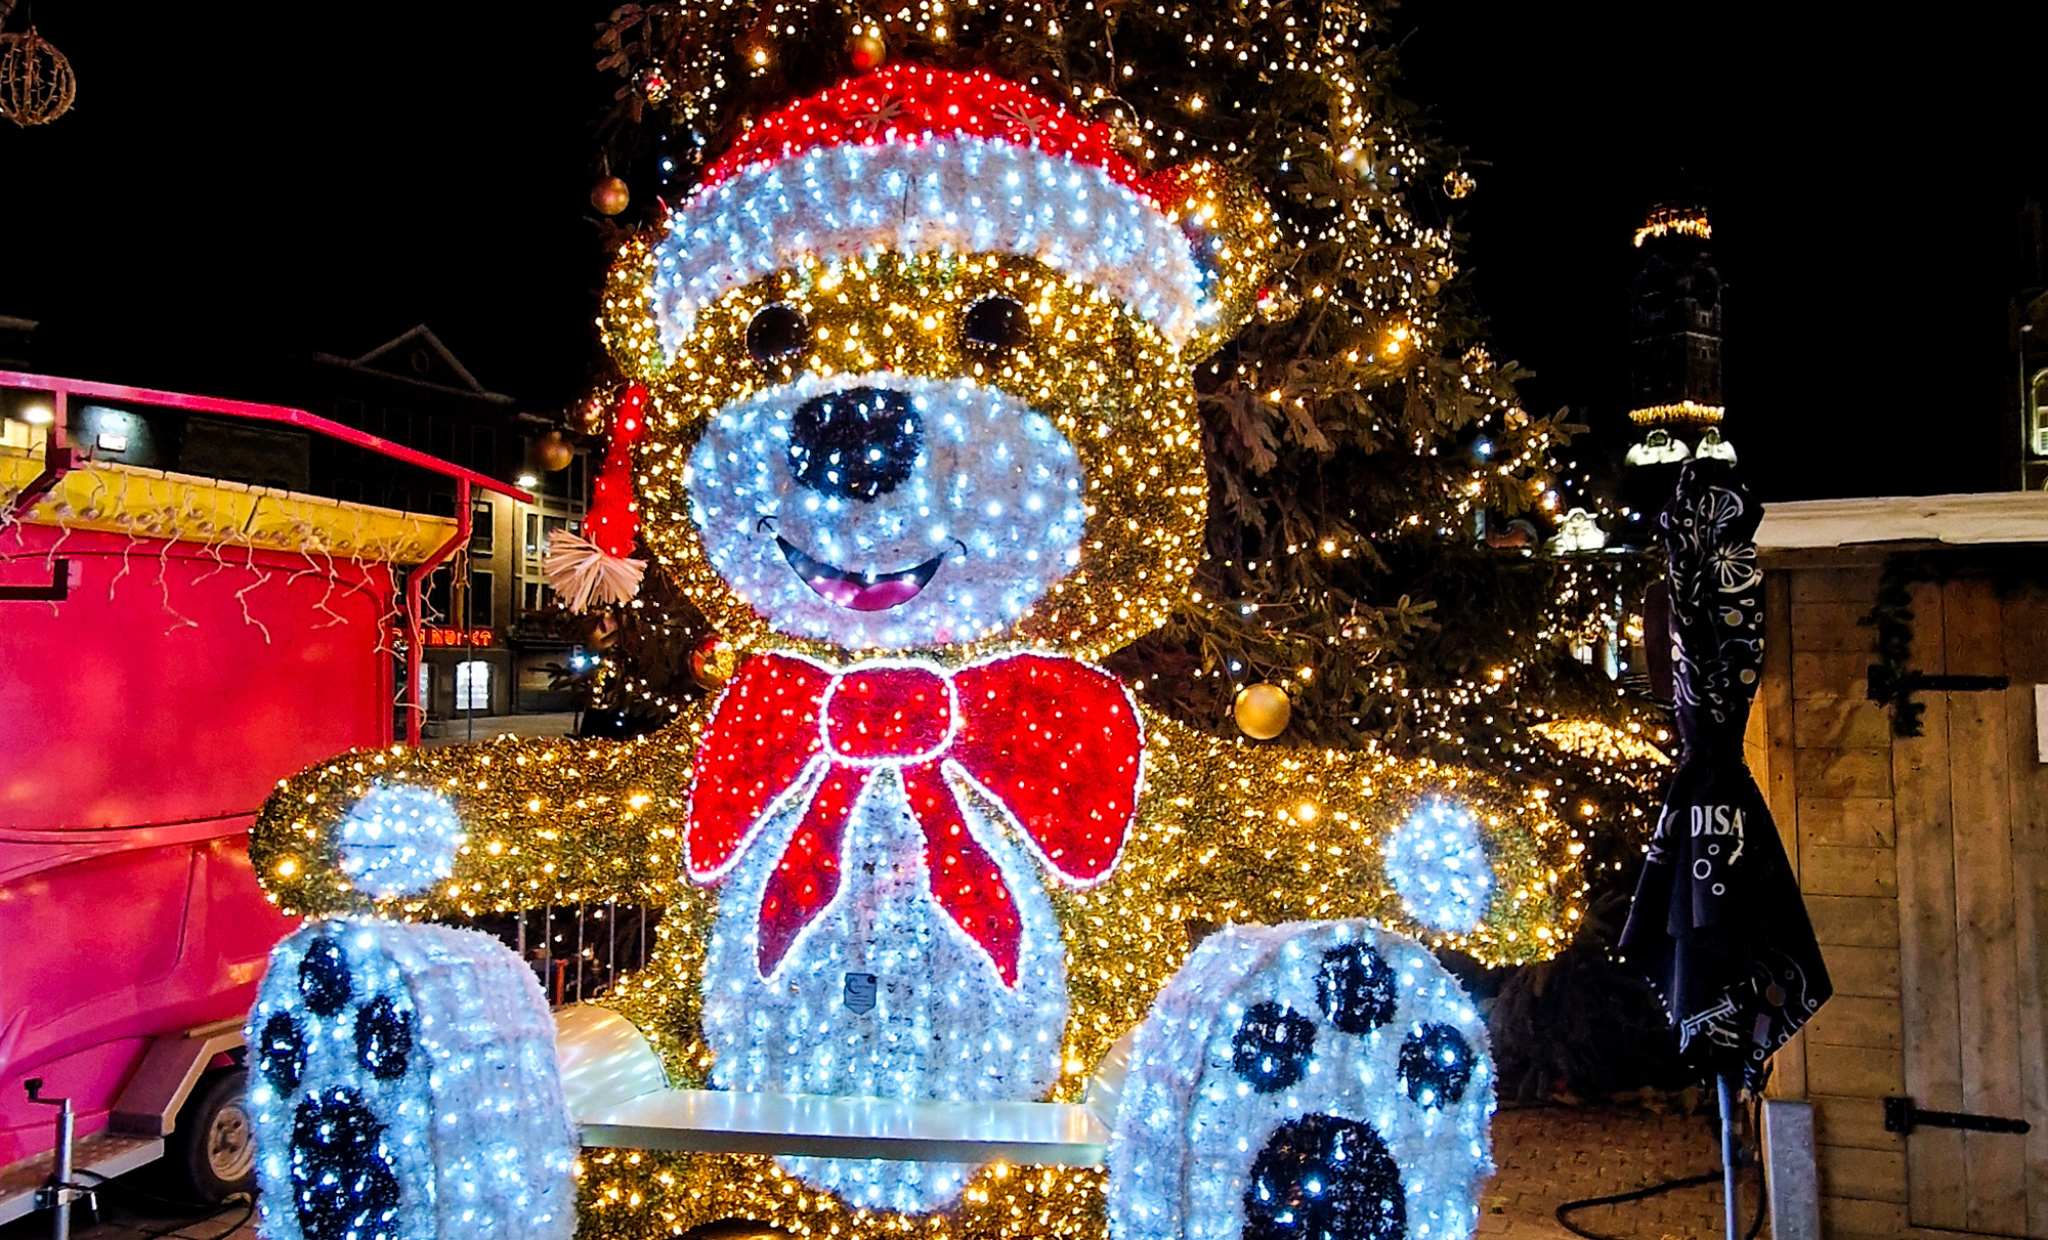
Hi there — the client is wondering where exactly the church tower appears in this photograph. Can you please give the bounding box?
[1618,200,1733,559]
[1627,202,1724,438]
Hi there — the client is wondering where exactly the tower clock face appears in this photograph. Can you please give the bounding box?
[1682,258,1723,312]
[1631,258,1678,334]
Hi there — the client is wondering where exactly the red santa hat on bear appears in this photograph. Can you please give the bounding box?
[549,62,1269,609]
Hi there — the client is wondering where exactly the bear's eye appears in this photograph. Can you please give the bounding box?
[960,296,1031,354]
[747,303,811,366]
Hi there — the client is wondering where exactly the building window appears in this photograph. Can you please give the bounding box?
[2032,369,2048,456]
[469,571,494,627]
[455,660,490,712]
[470,498,494,552]
[525,513,541,561]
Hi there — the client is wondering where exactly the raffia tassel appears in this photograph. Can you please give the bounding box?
[543,528,647,611]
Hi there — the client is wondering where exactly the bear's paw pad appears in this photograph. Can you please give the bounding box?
[248,919,577,1240]
[1108,920,1494,1240]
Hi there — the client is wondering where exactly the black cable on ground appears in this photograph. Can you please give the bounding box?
[70,1168,256,1239]
[1554,1169,1726,1240]
[1553,1092,1770,1240]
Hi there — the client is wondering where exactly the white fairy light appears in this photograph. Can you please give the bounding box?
[687,371,1085,650]
[1108,921,1494,1240]
[699,748,1072,1210]
[1383,799,1494,933]
[648,138,1205,361]
[336,783,466,899]
[246,919,577,1240]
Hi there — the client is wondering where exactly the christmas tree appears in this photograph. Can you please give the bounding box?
[575,0,1676,1091]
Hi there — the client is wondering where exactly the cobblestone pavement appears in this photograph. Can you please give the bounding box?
[1481,1105,1765,1240]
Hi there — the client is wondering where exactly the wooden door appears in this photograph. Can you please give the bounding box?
[1894,578,2048,1237]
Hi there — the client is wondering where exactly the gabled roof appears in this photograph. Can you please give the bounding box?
[314,324,514,404]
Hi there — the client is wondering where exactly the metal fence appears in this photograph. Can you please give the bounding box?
[450,902,665,1006]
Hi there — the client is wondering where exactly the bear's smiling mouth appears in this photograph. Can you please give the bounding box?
[776,536,944,612]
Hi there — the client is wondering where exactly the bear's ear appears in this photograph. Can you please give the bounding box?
[1146,161,1285,361]
[599,231,675,386]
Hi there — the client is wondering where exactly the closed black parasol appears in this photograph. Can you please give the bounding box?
[1619,459,1831,1238]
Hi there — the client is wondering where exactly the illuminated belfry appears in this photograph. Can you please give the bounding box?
[1624,202,1729,463]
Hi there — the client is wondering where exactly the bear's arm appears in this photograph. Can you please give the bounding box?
[249,699,711,919]
[1103,704,1584,966]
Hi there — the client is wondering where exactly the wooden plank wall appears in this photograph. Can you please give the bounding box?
[1765,564,2048,1239]
[2005,590,2048,1239]
[1765,565,1914,1238]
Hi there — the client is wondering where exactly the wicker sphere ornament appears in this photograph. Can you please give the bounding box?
[590,176,631,216]
[1443,166,1476,200]
[1234,682,1293,740]
[534,431,574,473]
[0,27,76,128]
[690,636,737,688]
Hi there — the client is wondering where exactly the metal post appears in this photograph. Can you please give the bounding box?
[25,1079,79,1240]
[1718,1073,1741,1240]
[405,479,473,748]
[1763,1099,1820,1240]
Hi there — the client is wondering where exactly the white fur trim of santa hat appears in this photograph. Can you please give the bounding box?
[643,66,1208,358]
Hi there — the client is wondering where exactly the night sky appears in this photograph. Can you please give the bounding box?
[2,3,2039,503]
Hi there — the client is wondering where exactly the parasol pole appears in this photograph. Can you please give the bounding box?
[1718,1071,1741,1240]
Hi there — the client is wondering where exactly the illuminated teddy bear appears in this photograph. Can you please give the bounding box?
[251,64,1580,1240]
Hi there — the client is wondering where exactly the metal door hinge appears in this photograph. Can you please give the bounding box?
[1884,1096,2031,1136]
[1869,667,2011,700]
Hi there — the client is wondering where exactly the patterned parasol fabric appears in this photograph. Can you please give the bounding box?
[1619,459,1831,1090]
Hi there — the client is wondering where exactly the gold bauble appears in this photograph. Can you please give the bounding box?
[848,31,885,71]
[1233,682,1292,740]
[534,431,575,473]
[1443,167,1476,200]
[591,176,632,217]
[690,636,737,689]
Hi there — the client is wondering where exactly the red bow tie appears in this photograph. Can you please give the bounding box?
[686,652,1143,986]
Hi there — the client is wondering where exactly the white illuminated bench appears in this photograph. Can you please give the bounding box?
[554,1006,1126,1167]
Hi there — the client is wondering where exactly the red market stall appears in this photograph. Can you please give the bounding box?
[0,372,526,1220]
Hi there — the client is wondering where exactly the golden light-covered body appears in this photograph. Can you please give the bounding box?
[250,64,1583,1240]
[253,701,1577,1238]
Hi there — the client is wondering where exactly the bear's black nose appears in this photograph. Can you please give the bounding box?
[787,387,924,502]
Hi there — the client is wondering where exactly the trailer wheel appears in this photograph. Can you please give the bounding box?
[169,1067,257,1203]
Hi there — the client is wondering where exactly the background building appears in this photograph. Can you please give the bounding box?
[2011,197,2048,490]
[3,325,590,722]
[284,325,590,721]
